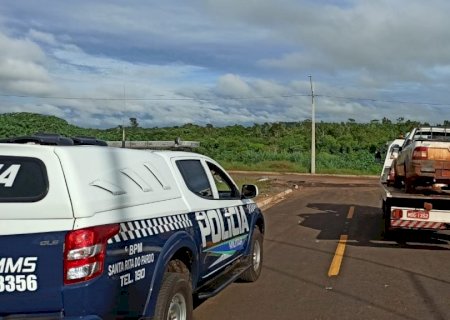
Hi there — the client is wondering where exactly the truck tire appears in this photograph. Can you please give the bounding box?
[382,201,394,240]
[383,213,402,241]
[240,228,263,282]
[382,214,392,240]
[405,177,415,193]
[393,168,403,188]
[154,262,193,320]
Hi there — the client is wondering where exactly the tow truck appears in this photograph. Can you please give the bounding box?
[380,139,450,235]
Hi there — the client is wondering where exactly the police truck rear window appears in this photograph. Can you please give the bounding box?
[0,156,48,202]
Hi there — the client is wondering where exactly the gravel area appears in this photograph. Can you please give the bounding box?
[230,171,379,201]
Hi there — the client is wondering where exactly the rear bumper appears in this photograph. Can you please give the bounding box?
[409,160,450,182]
[389,219,448,230]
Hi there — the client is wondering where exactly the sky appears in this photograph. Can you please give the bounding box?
[1,0,450,129]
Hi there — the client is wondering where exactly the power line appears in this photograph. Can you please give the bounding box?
[316,94,450,107]
[0,92,311,102]
[0,91,449,107]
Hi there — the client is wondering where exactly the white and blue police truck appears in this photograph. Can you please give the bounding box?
[0,134,265,319]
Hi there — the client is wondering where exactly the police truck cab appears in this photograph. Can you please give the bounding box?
[0,134,265,320]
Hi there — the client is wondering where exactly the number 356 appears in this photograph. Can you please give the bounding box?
[0,275,38,292]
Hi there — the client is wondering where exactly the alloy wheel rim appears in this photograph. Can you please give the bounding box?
[253,240,261,271]
[167,292,187,320]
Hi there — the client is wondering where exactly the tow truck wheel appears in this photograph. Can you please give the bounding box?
[382,214,392,240]
[382,212,400,241]
[240,228,263,282]
[154,263,193,320]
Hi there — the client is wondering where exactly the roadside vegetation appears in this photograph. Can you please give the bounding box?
[1,112,448,175]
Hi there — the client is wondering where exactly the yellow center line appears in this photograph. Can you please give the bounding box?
[328,234,348,277]
[328,206,355,277]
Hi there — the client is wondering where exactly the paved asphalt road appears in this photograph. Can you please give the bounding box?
[193,176,450,320]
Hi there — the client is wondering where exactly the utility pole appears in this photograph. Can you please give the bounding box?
[121,125,126,148]
[122,85,127,148]
[309,75,316,174]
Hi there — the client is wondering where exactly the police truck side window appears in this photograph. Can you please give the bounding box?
[207,162,239,200]
[176,160,213,198]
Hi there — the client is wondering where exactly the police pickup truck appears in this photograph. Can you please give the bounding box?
[0,134,265,320]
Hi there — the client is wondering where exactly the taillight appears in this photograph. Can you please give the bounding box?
[64,224,120,285]
[391,209,403,219]
[413,146,428,160]
[388,167,395,180]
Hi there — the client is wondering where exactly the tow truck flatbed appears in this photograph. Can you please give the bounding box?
[382,183,450,211]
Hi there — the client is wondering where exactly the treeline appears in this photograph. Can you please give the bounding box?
[0,112,443,174]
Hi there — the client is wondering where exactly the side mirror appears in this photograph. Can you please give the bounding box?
[241,184,259,199]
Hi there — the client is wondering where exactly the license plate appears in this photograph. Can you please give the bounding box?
[407,210,429,220]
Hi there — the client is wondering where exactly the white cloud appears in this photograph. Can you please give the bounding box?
[0,31,56,95]
[27,29,57,45]
[216,74,252,97]
[0,31,45,62]
[0,0,449,128]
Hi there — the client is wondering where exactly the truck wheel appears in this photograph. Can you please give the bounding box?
[382,213,401,241]
[405,178,415,193]
[154,264,193,320]
[393,170,403,188]
[240,228,263,282]
[382,215,392,240]
[381,202,393,240]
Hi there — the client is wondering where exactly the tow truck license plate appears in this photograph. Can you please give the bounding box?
[407,210,429,220]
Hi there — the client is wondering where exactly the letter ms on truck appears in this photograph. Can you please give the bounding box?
[0,134,265,319]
